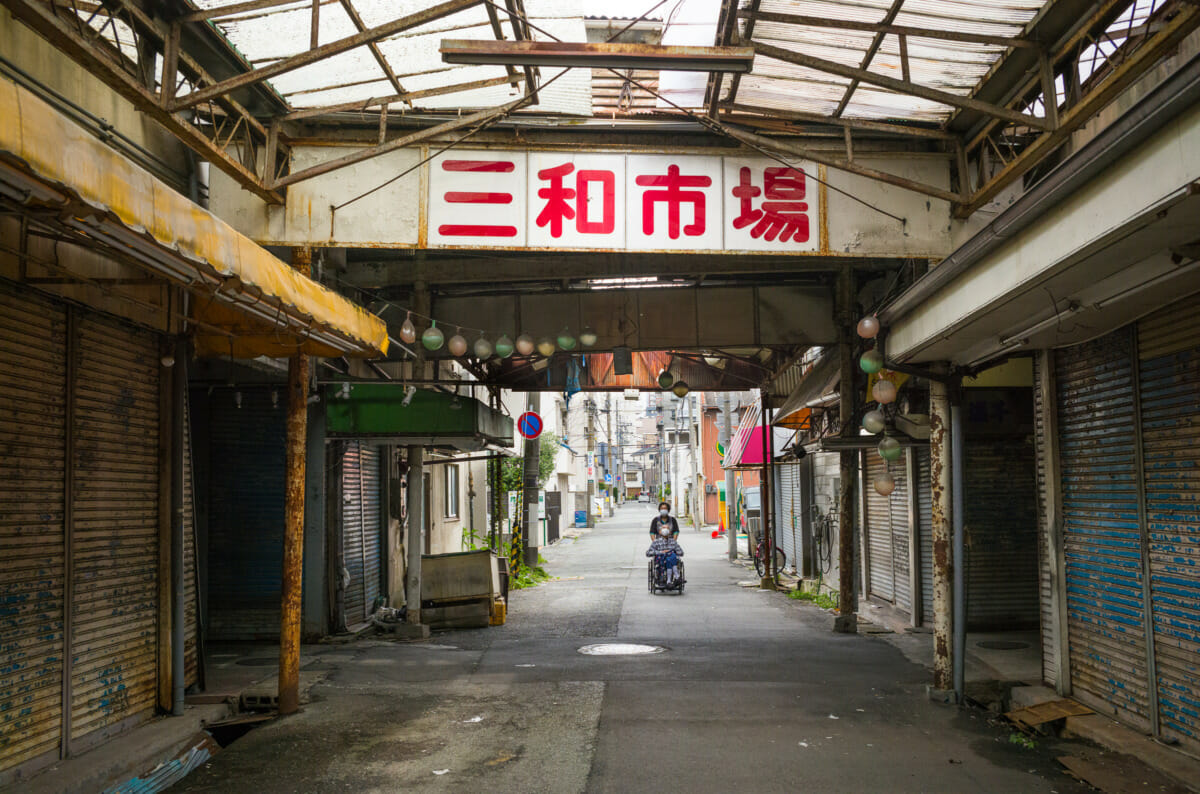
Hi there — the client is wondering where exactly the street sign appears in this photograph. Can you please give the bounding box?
[517,411,543,439]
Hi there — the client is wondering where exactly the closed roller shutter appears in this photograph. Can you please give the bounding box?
[1137,294,1200,754]
[182,391,199,688]
[341,443,366,626]
[207,389,285,641]
[1033,352,1058,685]
[865,453,895,602]
[778,463,801,574]
[1057,329,1151,729]
[0,283,67,775]
[360,446,383,618]
[890,452,912,615]
[964,440,1039,630]
[69,314,160,745]
[916,448,934,627]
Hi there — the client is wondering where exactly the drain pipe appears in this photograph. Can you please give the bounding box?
[170,338,186,716]
[950,401,967,703]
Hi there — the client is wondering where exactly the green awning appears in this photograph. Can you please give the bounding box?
[325,385,513,452]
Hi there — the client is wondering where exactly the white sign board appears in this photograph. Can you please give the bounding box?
[428,150,820,252]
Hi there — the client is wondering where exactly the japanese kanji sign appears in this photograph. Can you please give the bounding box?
[427,151,820,252]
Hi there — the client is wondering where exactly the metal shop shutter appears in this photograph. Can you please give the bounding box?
[0,283,67,776]
[865,453,895,602]
[1056,329,1151,728]
[890,452,912,615]
[778,463,801,574]
[182,392,199,688]
[964,440,1040,630]
[916,448,934,627]
[1032,352,1058,685]
[207,389,285,641]
[341,442,384,629]
[69,313,160,746]
[1137,294,1200,754]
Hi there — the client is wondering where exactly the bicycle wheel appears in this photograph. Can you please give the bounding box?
[754,546,766,578]
[774,547,786,575]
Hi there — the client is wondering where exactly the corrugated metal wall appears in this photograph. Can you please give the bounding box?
[890,455,912,615]
[206,389,286,641]
[0,283,67,775]
[341,443,365,626]
[1056,328,1151,729]
[183,392,199,688]
[1032,351,1058,687]
[964,439,1040,630]
[1137,294,1200,752]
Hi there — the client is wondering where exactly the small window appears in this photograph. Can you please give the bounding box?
[445,464,460,518]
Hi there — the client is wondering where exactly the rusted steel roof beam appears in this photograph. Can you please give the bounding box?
[738,9,1041,49]
[270,99,524,189]
[180,0,309,23]
[280,74,525,121]
[336,0,408,100]
[720,102,957,140]
[171,0,480,111]
[752,41,1053,131]
[482,0,524,92]
[832,0,903,119]
[0,0,284,204]
[957,3,1200,217]
[723,126,961,204]
[440,40,755,72]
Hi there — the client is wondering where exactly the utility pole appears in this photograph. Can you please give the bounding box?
[586,396,595,527]
[405,281,430,629]
[606,393,614,516]
[687,395,700,527]
[723,392,737,560]
[522,391,541,568]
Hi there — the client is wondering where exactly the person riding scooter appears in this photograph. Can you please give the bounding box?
[649,501,680,539]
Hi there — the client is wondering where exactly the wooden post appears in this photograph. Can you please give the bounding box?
[279,246,311,715]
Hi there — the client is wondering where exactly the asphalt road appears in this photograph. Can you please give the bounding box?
[173,503,1094,794]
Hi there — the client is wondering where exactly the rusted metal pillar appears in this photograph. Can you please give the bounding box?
[405,282,429,625]
[760,391,776,589]
[834,268,857,633]
[279,246,311,716]
[928,378,954,698]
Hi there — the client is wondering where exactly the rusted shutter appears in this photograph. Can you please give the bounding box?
[341,443,366,627]
[69,313,160,746]
[1032,351,1058,685]
[916,448,934,626]
[0,282,67,777]
[1137,294,1200,754]
[182,391,199,688]
[865,453,894,602]
[1056,329,1151,729]
[964,439,1040,630]
[890,451,912,615]
[207,388,285,641]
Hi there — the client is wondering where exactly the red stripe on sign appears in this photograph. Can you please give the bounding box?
[444,192,513,204]
[441,160,515,172]
[438,225,519,237]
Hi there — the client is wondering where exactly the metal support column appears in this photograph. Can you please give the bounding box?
[279,246,311,716]
[760,393,776,588]
[522,391,541,569]
[929,378,953,696]
[405,446,424,624]
[724,392,737,561]
[951,401,966,703]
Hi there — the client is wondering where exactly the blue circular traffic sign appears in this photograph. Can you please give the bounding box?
[517,411,543,440]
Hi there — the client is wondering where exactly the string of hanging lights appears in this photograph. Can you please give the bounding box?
[855,312,904,496]
[390,304,597,360]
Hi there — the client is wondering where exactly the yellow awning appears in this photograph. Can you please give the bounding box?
[0,75,387,359]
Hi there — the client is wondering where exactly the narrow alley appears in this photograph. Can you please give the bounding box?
[172,504,1095,794]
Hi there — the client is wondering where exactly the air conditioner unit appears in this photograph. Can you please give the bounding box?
[705,484,716,494]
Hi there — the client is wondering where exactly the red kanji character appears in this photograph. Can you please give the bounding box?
[576,169,616,235]
[635,164,711,239]
[535,163,577,238]
[730,166,809,244]
[438,159,518,238]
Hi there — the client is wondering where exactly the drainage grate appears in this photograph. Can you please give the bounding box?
[577,643,666,656]
[975,640,1031,651]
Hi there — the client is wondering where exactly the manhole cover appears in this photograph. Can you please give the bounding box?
[577,643,666,656]
[975,640,1030,651]
[235,658,279,667]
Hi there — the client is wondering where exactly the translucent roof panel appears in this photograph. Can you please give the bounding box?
[731,0,1050,123]
[189,0,591,115]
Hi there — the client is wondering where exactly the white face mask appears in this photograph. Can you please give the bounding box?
[659,509,669,518]
[659,526,670,537]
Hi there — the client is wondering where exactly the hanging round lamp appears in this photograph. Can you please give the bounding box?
[857,315,880,339]
[862,409,886,434]
[515,334,535,356]
[860,349,884,374]
[421,321,444,351]
[495,334,515,358]
[872,378,897,405]
[399,312,417,345]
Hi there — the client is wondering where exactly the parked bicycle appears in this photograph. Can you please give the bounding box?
[753,527,786,579]
[810,502,837,577]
